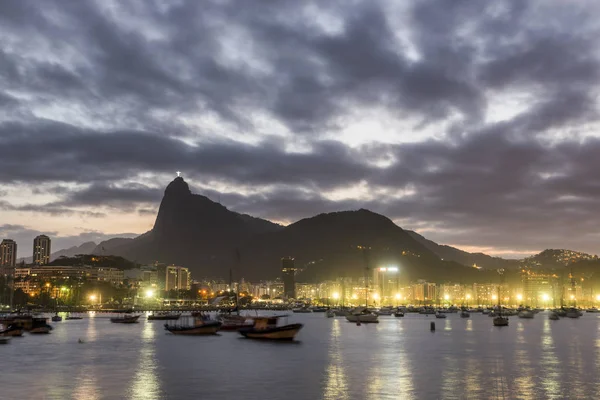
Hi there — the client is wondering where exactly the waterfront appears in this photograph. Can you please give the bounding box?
[2,312,600,399]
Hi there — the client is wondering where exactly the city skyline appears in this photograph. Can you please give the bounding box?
[3,1,600,258]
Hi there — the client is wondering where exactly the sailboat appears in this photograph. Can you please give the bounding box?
[565,269,581,318]
[218,250,253,331]
[51,297,62,322]
[493,270,509,327]
[346,246,378,323]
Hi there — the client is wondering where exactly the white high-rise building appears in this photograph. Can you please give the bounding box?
[0,239,17,267]
[33,235,51,265]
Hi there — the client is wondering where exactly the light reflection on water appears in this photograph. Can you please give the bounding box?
[1,312,600,399]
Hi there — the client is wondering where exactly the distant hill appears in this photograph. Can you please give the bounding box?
[19,241,98,263]
[522,249,598,269]
[92,177,487,282]
[406,231,518,270]
[48,254,138,270]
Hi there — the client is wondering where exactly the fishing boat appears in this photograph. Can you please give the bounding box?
[345,307,379,323]
[218,314,254,331]
[30,318,53,334]
[164,318,222,335]
[0,324,23,337]
[110,314,140,324]
[518,310,535,319]
[147,312,180,321]
[239,316,303,340]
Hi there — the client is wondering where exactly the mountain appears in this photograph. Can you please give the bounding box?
[96,177,489,282]
[522,249,598,269]
[94,177,282,270]
[406,230,518,270]
[19,241,98,263]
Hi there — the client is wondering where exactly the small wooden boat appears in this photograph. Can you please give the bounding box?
[164,319,222,335]
[218,315,254,331]
[345,307,379,323]
[239,316,302,340]
[0,324,23,337]
[148,313,180,321]
[110,315,140,324]
[29,318,53,333]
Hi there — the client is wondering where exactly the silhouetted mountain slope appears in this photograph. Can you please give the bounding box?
[406,230,518,270]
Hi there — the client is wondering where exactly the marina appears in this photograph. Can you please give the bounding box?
[1,310,600,398]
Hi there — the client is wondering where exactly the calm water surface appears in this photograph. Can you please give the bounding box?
[2,312,600,399]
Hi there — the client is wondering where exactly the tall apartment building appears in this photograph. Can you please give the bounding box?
[33,235,51,265]
[0,239,17,267]
[281,257,296,299]
[164,265,190,292]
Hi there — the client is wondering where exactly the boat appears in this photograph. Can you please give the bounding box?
[110,314,140,324]
[394,311,405,317]
[492,272,509,327]
[565,308,581,318]
[218,314,254,331]
[377,307,394,316]
[549,312,560,320]
[239,316,303,340]
[65,315,83,320]
[165,318,222,335]
[310,306,329,313]
[51,313,62,322]
[460,311,470,318]
[325,309,335,318]
[30,318,53,334]
[292,307,312,313]
[586,308,600,313]
[345,307,379,323]
[518,310,535,319]
[435,312,447,319]
[0,324,23,337]
[0,337,10,344]
[147,312,180,321]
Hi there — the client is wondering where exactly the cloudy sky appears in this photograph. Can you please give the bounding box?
[1,0,600,259]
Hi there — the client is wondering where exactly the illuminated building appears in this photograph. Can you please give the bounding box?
[164,265,190,291]
[281,257,297,299]
[373,266,399,303]
[0,239,17,267]
[33,235,51,265]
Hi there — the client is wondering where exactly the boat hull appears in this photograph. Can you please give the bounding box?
[110,315,140,324]
[493,317,509,326]
[239,323,303,340]
[148,315,180,321]
[345,314,379,323]
[0,328,23,337]
[29,327,51,334]
[165,321,222,335]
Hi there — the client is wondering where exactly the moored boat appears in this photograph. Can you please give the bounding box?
[292,307,312,313]
[435,312,447,319]
[65,315,83,320]
[110,314,140,324]
[148,313,180,321]
[30,318,53,334]
[460,311,470,318]
[51,313,62,322]
[493,316,509,326]
[165,319,222,335]
[518,310,535,319]
[325,309,335,318]
[345,307,379,323]
[549,312,560,320]
[239,316,303,340]
[0,324,23,337]
[565,308,581,318]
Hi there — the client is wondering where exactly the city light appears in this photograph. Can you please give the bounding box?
[332,292,340,300]
[492,294,498,300]
[570,295,575,300]
[444,294,450,301]
[145,289,155,298]
[516,294,523,301]
[597,294,600,302]
[373,293,380,300]
[89,294,97,301]
[466,294,471,300]
[395,293,401,300]
[541,293,550,302]
[378,266,398,272]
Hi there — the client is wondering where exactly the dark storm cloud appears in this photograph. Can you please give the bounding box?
[2,0,600,255]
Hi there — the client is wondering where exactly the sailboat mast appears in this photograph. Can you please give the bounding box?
[362,247,370,307]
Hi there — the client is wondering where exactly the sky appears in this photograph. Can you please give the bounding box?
[2,0,600,259]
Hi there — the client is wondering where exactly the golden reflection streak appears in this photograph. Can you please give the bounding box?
[465,319,473,331]
[324,319,349,400]
[539,318,562,398]
[129,320,159,400]
[72,316,100,400]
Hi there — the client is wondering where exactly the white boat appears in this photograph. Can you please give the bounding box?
[518,310,535,319]
[345,307,379,323]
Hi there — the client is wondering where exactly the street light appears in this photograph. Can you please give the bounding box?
[145,289,155,299]
[516,294,523,302]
